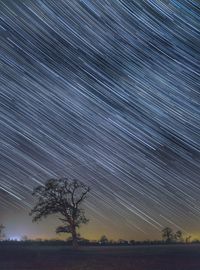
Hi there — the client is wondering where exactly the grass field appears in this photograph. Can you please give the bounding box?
[1,244,200,270]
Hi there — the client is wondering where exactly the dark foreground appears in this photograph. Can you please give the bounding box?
[1,244,200,270]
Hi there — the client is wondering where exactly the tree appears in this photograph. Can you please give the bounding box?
[30,178,90,248]
[99,235,109,244]
[185,235,191,244]
[0,224,5,240]
[161,227,174,243]
[174,230,183,243]
[21,235,29,241]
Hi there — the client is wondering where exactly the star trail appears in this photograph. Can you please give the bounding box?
[0,0,200,240]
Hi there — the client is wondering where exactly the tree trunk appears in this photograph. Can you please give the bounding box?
[72,227,78,249]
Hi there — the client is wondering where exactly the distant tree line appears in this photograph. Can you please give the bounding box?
[0,237,198,246]
[0,230,196,246]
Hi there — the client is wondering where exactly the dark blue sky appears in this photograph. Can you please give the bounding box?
[0,0,200,240]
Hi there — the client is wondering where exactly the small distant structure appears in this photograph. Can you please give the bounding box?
[117,239,129,245]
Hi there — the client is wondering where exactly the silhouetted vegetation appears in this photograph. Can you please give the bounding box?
[99,235,109,244]
[174,230,183,242]
[161,227,174,243]
[30,178,90,248]
[161,227,186,244]
[0,236,198,247]
[0,224,5,240]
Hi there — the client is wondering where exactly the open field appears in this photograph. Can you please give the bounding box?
[1,244,200,270]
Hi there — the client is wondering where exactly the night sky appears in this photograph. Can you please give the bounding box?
[0,0,200,241]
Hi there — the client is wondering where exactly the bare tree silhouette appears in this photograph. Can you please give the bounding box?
[0,224,5,240]
[30,178,90,248]
[174,230,183,243]
[161,227,174,243]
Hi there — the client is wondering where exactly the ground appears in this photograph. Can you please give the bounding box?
[1,244,200,270]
